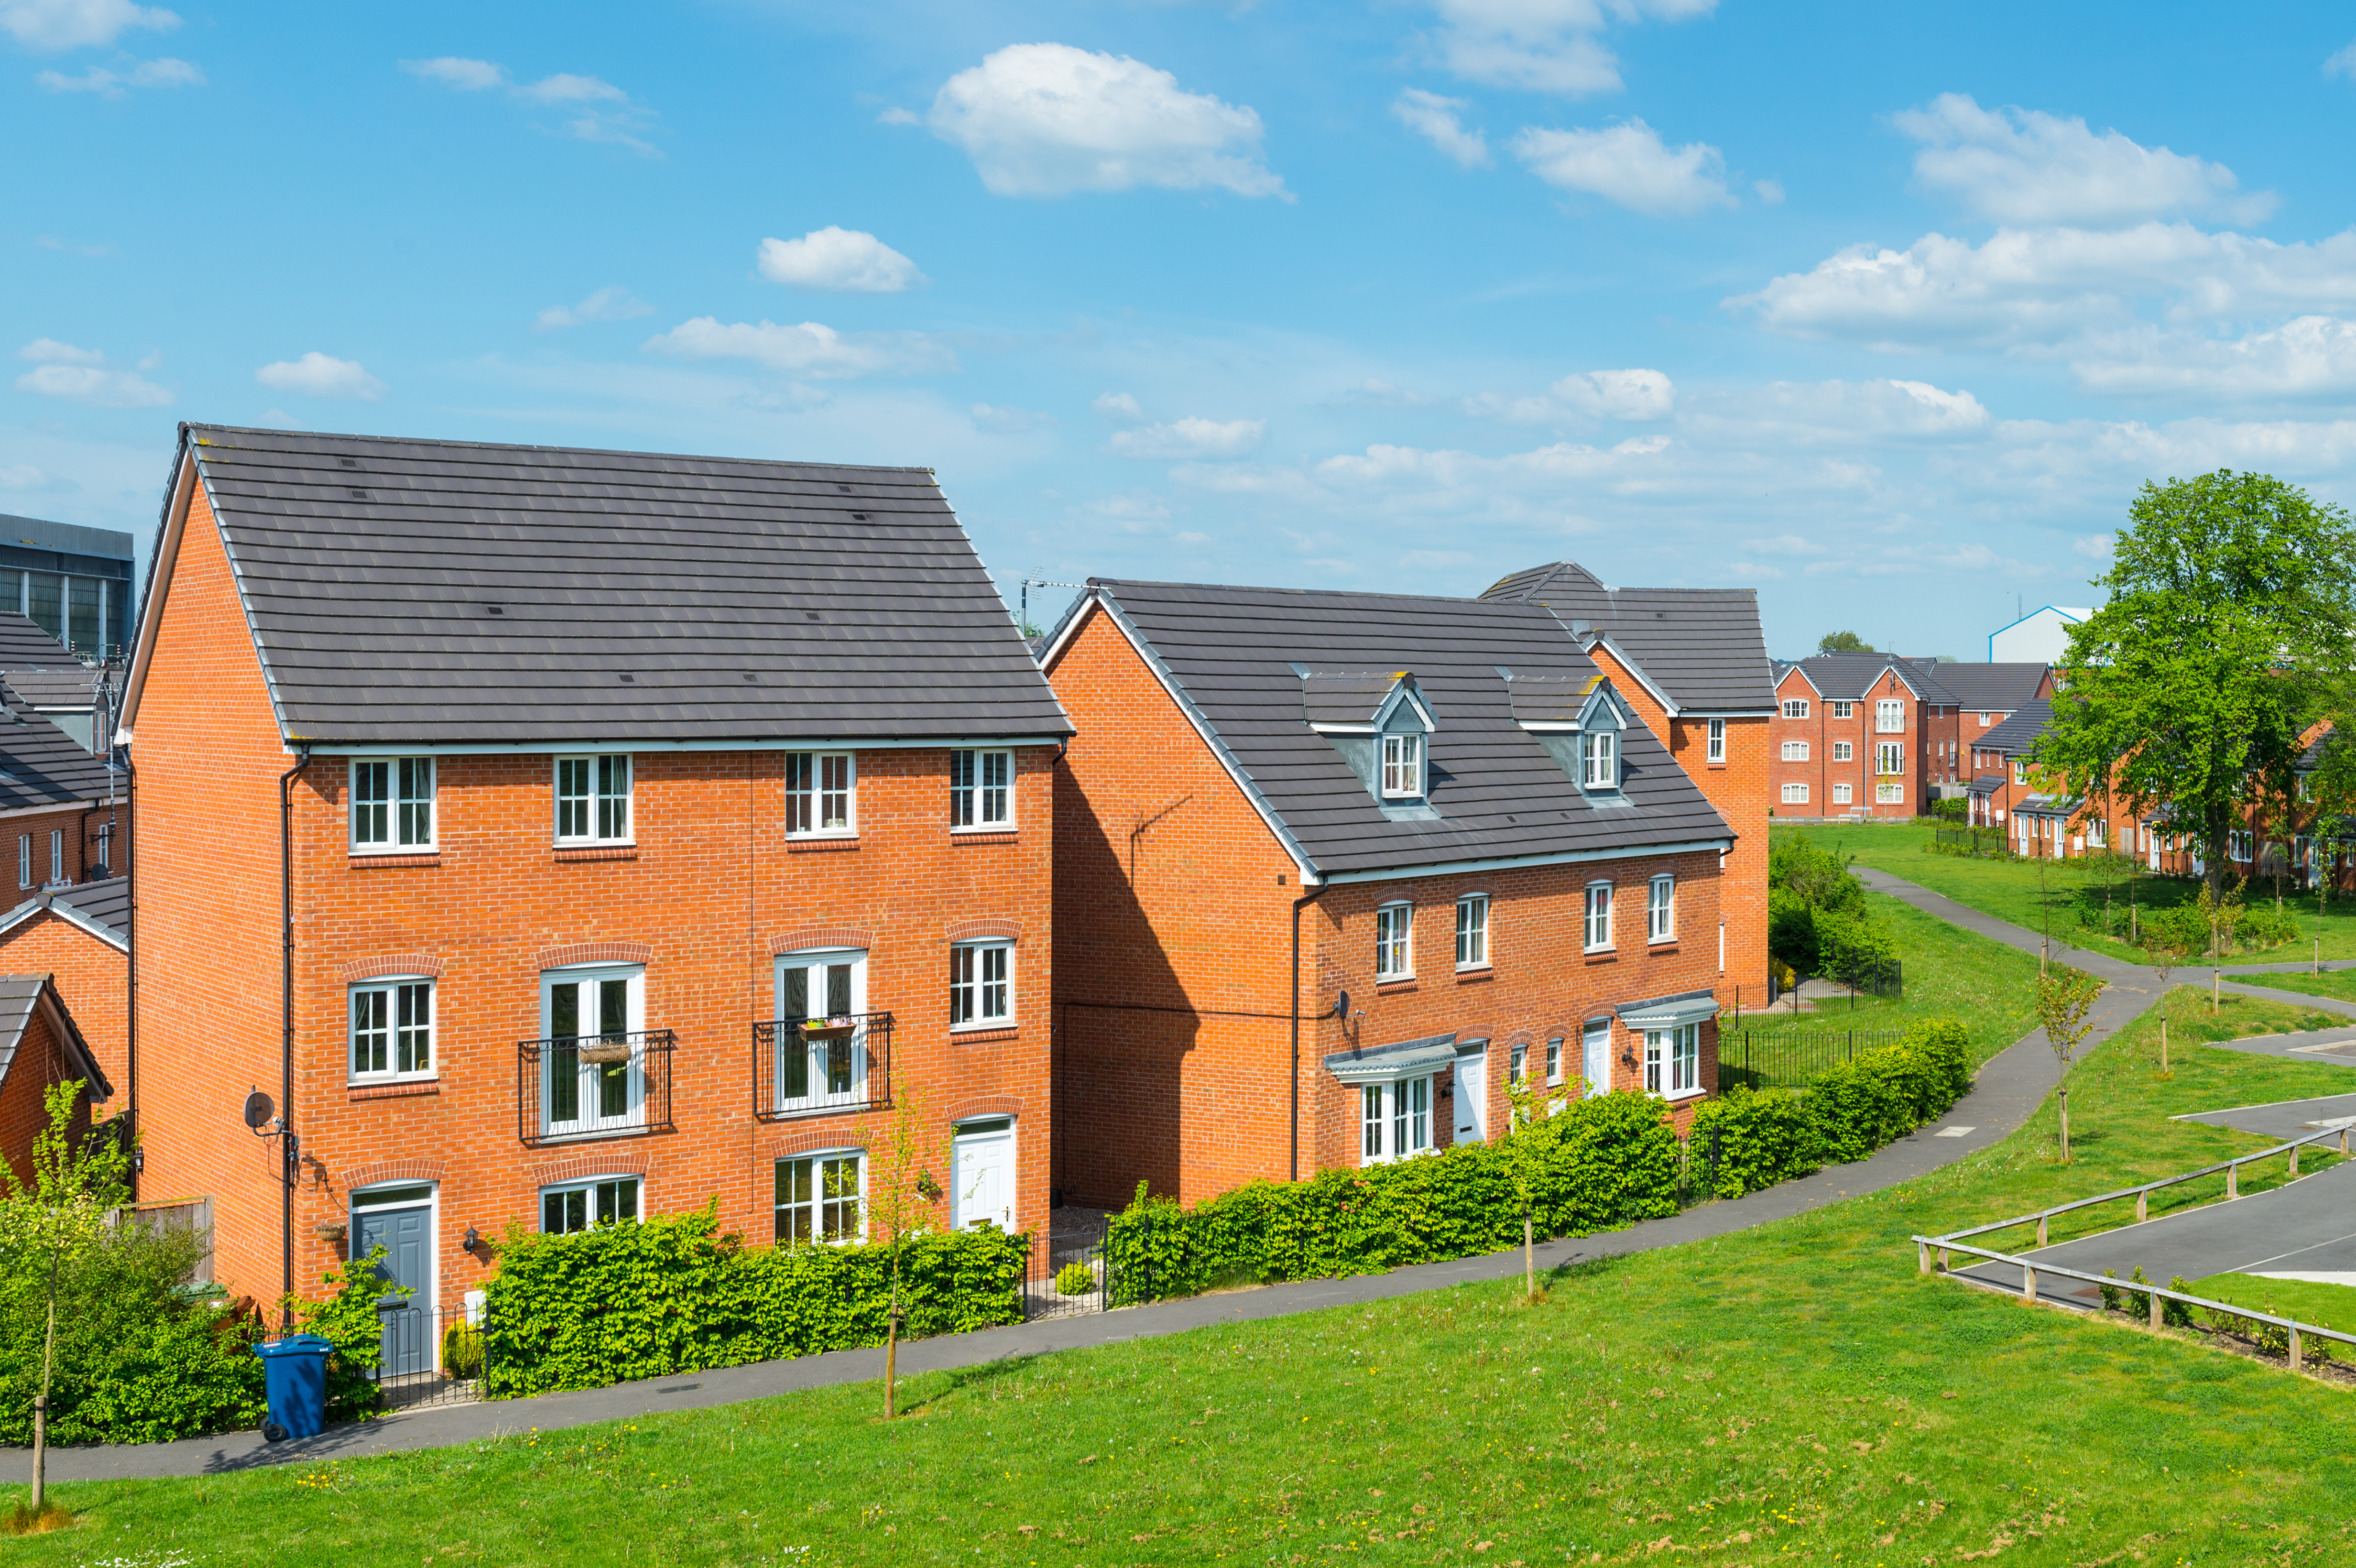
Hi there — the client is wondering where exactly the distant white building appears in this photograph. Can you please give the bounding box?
[1988,606,2090,665]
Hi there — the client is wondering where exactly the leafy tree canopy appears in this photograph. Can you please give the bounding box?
[2039,470,2356,891]
[1817,630,1872,653]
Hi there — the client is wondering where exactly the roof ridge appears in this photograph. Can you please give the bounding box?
[184,423,938,478]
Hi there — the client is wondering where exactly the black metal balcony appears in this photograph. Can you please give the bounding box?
[753,1011,893,1122]
[516,1029,676,1146]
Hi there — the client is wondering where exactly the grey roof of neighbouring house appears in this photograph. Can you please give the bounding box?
[1975,699,2054,759]
[0,681,116,812]
[1481,561,1775,713]
[1923,663,2050,711]
[0,613,76,672]
[2,668,102,710]
[0,877,129,950]
[1968,772,2007,794]
[0,973,109,1102]
[136,425,1073,747]
[1776,653,1962,703]
[1052,579,1733,879]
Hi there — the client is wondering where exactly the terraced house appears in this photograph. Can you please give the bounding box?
[124,425,1069,1376]
[1044,580,1739,1209]
[1771,654,2052,819]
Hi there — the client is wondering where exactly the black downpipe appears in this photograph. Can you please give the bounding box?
[279,747,310,1330]
[1289,880,1329,1182]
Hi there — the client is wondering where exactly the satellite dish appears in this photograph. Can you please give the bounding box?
[242,1089,275,1130]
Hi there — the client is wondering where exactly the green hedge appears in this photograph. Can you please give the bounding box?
[480,1207,1028,1399]
[1690,1019,1974,1194]
[1104,1089,1679,1304]
[1687,1087,1820,1199]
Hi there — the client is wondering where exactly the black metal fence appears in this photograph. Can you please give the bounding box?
[1024,1207,1112,1320]
[753,1012,894,1122]
[373,1299,485,1411]
[516,1029,676,1146]
[1933,824,2008,857]
[1716,1029,1906,1092]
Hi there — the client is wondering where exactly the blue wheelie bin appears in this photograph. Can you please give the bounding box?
[254,1334,335,1440]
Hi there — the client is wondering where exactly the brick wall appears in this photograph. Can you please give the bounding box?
[0,915,125,1105]
[0,802,124,894]
[0,997,91,1191]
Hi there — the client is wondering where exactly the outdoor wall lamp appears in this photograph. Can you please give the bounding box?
[462,1225,482,1254]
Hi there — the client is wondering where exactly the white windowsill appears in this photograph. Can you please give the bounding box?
[949,824,1016,834]
[1376,971,1416,984]
[950,1020,1015,1034]
[1454,962,1490,974]
[349,1074,438,1088]
[1659,1086,1707,1103]
[1582,946,1614,957]
[555,840,637,850]
[350,844,439,857]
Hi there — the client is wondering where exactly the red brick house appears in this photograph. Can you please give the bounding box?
[0,880,126,1107]
[1479,562,1774,993]
[0,973,110,1191]
[1044,579,1736,1209]
[122,425,1070,1377]
[1772,655,2052,819]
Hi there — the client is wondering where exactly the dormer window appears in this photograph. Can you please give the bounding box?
[1581,730,1616,790]
[1382,733,1424,797]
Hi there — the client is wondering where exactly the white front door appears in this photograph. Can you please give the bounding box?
[951,1119,1015,1231]
[1582,1020,1611,1097]
[1452,1050,1485,1144]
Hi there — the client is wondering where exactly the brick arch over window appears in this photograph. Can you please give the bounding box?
[339,953,446,983]
[947,1094,1024,1122]
[340,1158,445,1193]
[946,918,1021,943]
[764,1131,873,1161]
[528,1154,652,1187]
[1505,1030,1535,1049]
[771,927,875,955]
[535,941,654,970]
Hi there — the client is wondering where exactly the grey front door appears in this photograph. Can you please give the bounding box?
[355,1202,432,1378]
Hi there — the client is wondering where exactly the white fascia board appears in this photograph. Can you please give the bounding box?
[1373,681,1438,734]
[119,447,197,732]
[1582,635,1678,717]
[1036,587,1101,670]
[0,894,128,954]
[312,735,1070,759]
[1681,708,1775,720]
[1321,837,1732,885]
[1777,666,1823,699]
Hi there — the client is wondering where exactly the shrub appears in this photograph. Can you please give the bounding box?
[1054,1262,1095,1297]
[295,1246,407,1421]
[479,1206,1027,1399]
[1105,1090,1678,1305]
[1687,1088,1819,1198]
[441,1320,486,1379]
[1806,1020,1972,1164]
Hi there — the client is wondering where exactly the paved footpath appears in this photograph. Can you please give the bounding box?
[27,870,2171,1483]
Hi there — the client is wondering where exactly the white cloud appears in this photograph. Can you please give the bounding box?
[1753,177,1783,206]
[35,55,199,94]
[1424,0,1716,96]
[927,43,1286,199]
[534,286,653,331]
[876,106,920,126]
[0,0,175,50]
[2073,534,2115,559]
[14,339,168,407]
[18,338,102,365]
[1729,223,2356,350]
[253,352,385,401]
[1466,367,1675,424]
[400,57,656,154]
[757,228,926,293]
[1108,416,1265,459]
[1686,378,1991,442]
[2070,316,2356,399]
[640,317,955,379]
[972,403,1055,434]
[400,56,506,91]
[1510,120,1734,216]
[1092,391,1144,420]
[1892,93,2269,227]
[1342,378,1435,408]
[514,72,624,104]
[1392,88,1489,167]
[2327,40,2356,80]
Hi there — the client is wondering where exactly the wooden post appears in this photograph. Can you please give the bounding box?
[1939,1246,1950,1272]
[2137,1188,2148,1224]
[2149,1287,2164,1331]
[2316,937,2322,976]
[2291,1141,2301,1177]
[2213,968,2220,1014]
[2342,1125,2349,1157]
[2022,1264,2038,1302]
[2037,1213,2049,1247]
[2290,1325,2303,1371]
[2161,1017,2169,1074]
[2229,1161,2239,1200]
[1918,1241,1931,1275]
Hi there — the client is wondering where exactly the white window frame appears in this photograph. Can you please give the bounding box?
[554,754,633,846]
[950,748,1013,831]
[1644,1024,1703,1101]
[1877,782,1905,804]
[786,751,857,837]
[1647,875,1674,943]
[774,948,871,1112]
[1454,894,1489,971]
[47,829,61,885]
[1376,902,1414,980]
[538,963,646,1139]
[1581,730,1618,790]
[1876,742,1904,776]
[950,939,1013,1029]
[1781,699,1809,719]
[1781,783,1809,804]
[2230,829,2253,862]
[2089,817,2107,848]
[14,834,25,890]
[541,1175,641,1235]
[1705,718,1725,763]
[774,1151,865,1245]
[2013,761,2028,785]
[1829,701,1854,720]
[1832,783,1853,805]
[1509,1042,1527,1087]
[1359,1075,1433,1166]
[1780,741,1809,762]
[350,757,436,853]
[1875,699,1905,733]
[350,976,435,1082]
[1583,881,1613,953]
[1380,733,1424,798]
[1545,1037,1563,1086]
[1831,741,1852,763]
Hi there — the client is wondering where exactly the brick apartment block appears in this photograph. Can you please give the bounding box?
[123,425,1070,1368]
[1771,655,2052,820]
[1043,578,1756,1209]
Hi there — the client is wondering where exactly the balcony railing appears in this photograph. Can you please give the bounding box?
[753,1011,893,1122]
[517,1029,676,1146]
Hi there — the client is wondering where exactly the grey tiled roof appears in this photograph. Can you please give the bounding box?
[1778,653,1958,703]
[1925,663,2050,711]
[1976,699,2054,758]
[3,669,102,709]
[0,973,108,1102]
[166,425,1073,747]
[52,876,128,936]
[1969,772,2007,793]
[0,682,116,811]
[0,613,75,671]
[1481,561,1774,712]
[1072,579,1733,878]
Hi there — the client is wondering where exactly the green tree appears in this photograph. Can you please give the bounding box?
[2039,471,2356,898]
[1817,631,1872,653]
[871,1085,937,1420]
[2034,969,2103,1163]
[1500,1074,1563,1304]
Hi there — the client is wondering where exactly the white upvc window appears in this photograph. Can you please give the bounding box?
[1545,1037,1563,1085]
[1509,1042,1527,1086]
[350,978,434,1080]
[14,834,25,890]
[1360,1076,1432,1165]
[1831,741,1852,762]
[1832,783,1853,805]
[352,757,435,851]
[949,940,1013,1028]
[540,964,646,1139]
[1582,730,1618,789]
[543,1176,640,1234]
[775,1152,864,1245]
[1876,742,1905,776]
[1376,902,1413,979]
[1454,894,1488,969]
[1876,699,1905,733]
[1829,701,1854,720]
[1583,881,1613,952]
[2089,817,2107,848]
[774,949,871,1112]
[555,754,632,845]
[1781,699,1809,719]
[2013,761,2028,785]
[1647,875,1674,942]
[2230,829,2253,862]
[1706,719,1725,763]
[47,829,61,884]
[950,748,1012,830]
[1877,782,1904,804]
[1780,741,1809,762]
[786,751,856,836]
[1781,783,1809,804]
[1380,733,1424,798]
[1980,711,1992,726]
[1645,1023,1702,1100]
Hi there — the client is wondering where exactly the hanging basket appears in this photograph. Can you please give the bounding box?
[577,1039,633,1065]
[800,1021,855,1041]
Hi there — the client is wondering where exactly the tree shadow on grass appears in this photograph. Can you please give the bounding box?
[896,1354,1047,1416]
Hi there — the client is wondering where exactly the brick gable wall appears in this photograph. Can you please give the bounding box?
[0,914,124,1106]
[0,1000,90,1192]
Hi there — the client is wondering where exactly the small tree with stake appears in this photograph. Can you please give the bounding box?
[2148,934,2185,1075]
[0,1080,127,1531]
[1500,1074,1565,1305]
[2036,969,2104,1163]
[869,1084,937,1421]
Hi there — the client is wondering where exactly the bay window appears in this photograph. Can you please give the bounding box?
[1644,1024,1702,1100]
[1360,1076,1431,1165]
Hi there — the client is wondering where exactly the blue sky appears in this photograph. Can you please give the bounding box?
[11,0,2356,659]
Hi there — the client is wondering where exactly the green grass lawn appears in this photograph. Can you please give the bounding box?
[2185,1273,2356,1349]
[2225,967,2356,1007]
[1779,818,2356,965]
[15,948,2356,1562]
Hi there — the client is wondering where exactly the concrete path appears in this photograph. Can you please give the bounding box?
[2177,1091,2356,1141]
[16,868,2168,1484]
